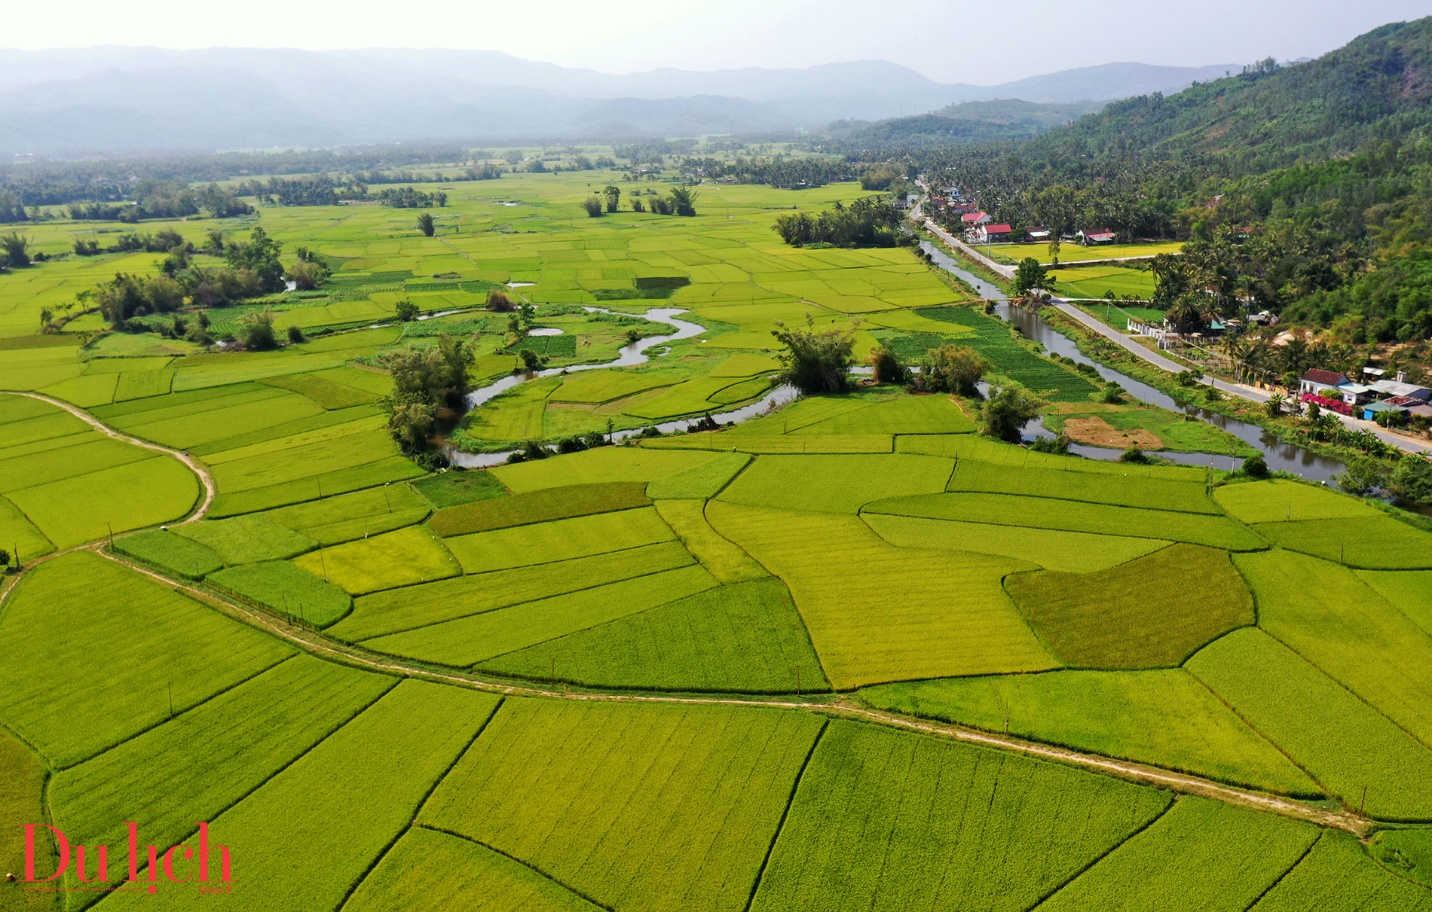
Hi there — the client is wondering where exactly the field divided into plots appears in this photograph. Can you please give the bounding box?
[5,168,1432,910]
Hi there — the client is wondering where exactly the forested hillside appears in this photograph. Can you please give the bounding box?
[922,17,1432,346]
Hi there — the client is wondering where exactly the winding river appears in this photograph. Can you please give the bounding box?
[442,257,1347,482]
[442,307,798,467]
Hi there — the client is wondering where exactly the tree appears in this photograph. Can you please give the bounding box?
[287,259,327,291]
[417,213,435,237]
[0,233,31,268]
[516,348,543,373]
[668,186,698,217]
[225,227,285,293]
[286,325,305,344]
[869,344,908,385]
[486,288,515,312]
[582,196,604,218]
[920,344,987,396]
[981,386,1043,442]
[1165,297,1206,333]
[602,186,621,213]
[1011,258,1053,297]
[0,548,9,569]
[771,315,857,394]
[237,311,277,350]
[395,299,420,322]
[1335,458,1388,496]
[1047,236,1061,266]
[1390,457,1432,506]
[381,337,475,458]
[1242,453,1270,478]
[1264,393,1285,417]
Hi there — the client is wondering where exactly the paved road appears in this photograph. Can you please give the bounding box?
[1053,302,1432,457]
[909,191,1016,280]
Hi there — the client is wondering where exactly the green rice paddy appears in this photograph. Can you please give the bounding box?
[0,164,1427,910]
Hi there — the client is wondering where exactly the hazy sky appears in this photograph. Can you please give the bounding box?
[9,0,1430,82]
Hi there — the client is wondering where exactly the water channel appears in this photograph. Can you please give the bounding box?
[442,252,1347,482]
[442,307,798,467]
[919,241,1348,482]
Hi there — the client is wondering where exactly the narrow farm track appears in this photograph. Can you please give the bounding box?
[0,393,1376,837]
[0,390,218,619]
[2,390,217,523]
[91,547,1374,838]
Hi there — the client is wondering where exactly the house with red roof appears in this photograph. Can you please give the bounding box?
[1076,230,1117,245]
[976,224,1013,243]
[961,211,990,226]
[1299,369,1348,398]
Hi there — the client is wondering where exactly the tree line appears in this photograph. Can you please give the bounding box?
[88,227,327,330]
[772,196,906,247]
[237,176,449,208]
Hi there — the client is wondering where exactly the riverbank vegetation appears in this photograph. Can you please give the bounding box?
[2,146,1432,909]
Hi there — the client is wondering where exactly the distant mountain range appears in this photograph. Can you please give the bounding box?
[0,48,1239,155]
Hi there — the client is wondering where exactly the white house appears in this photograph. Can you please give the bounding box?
[1299,369,1348,398]
[976,223,1013,243]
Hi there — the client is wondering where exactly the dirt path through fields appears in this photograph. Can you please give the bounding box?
[93,547,1371,837]
[4,390,216,524]
[0,390,1374,838]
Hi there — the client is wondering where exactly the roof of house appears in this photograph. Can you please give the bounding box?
[961,211,987,222]
[1301,369,1347,386]
[1371,379,1431,398]
[1364,401,1406,413]
[1408,404,1432,418]
[1338,383,1374,395]
[983,224,1013,234]
[1387,397,1423,406]
[1083,231,1117,241]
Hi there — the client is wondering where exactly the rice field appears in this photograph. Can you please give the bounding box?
[293,524,461,595]
[429,480,648,536]
[47,656,393,896]
[749,719,1171,912]
[4,166,1432,909]
[421,700,825,912]
[1036,796,1319,912]
[709,503,1056,688]
[1187,628,1432,820]
[1236,549,1432,748]
[859,670,1316,794]
[95,682,501,912]
[866,491,1268,549]
[209,561,353,626]
[0,552,292,767]
[480,579,827,692]
[1005,544,1255,668]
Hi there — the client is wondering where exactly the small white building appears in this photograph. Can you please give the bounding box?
[1299,369,1348,398]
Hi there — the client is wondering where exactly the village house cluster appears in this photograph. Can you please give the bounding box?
[1299,369,1432,424]
[926,188,1116,248]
